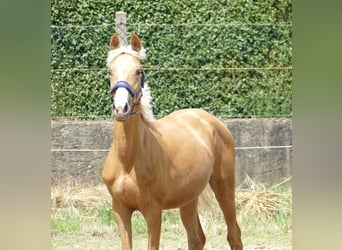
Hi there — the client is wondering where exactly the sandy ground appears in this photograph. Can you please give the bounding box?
[52,230,291,250]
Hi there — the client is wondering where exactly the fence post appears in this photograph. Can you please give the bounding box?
[116,11,127,46]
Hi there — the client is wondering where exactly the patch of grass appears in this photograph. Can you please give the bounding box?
[96,206,116,227]
[91,203,183,235]
[51,209,83,233]
[132,211,148,234]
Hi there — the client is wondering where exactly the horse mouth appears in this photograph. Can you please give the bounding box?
[113,109,130,122]
[114,114,129,122]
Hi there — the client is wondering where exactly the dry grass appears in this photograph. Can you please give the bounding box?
[51,175,291,215]
[237,174,292,221]
[51,184,111,211]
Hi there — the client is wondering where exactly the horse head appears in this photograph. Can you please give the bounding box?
[107,33,146,121]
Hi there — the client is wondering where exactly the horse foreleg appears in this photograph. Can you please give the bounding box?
[180,199,206,250]
[141,204,162,250]
[112,199,133,250]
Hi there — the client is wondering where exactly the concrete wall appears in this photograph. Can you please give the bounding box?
[51,118,292,186]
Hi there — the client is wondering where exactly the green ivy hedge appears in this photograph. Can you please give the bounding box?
[51,0,292,118]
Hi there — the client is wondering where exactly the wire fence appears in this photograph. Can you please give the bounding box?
[51,11,292,119]
[51,22,292,29]
[51,66,292,73]
[51,12,291,72]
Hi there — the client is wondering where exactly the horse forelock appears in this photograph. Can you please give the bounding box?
[106,46,146,67]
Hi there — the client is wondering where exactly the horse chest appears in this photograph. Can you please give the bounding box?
[111,169,155,209]
[113,175,140,201]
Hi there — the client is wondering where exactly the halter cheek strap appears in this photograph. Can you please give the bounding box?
[140,69,146,88]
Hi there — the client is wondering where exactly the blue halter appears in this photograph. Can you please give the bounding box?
[109,69,145,103]
[109,81,142,99]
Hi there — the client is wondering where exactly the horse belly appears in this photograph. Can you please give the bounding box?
[161,179,209,209]
[160,161,213,209]
[158,132,215,208]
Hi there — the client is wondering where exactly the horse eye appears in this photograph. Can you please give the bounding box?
[135,69,142,76]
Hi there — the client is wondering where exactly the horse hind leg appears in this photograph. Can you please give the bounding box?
[180,199,206,250]
[210,161,243,250]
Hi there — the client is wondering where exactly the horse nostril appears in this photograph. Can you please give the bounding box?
[123,103,128,113]
[114,102,129,115]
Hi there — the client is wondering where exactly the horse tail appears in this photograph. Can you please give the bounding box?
[198,184,214,212]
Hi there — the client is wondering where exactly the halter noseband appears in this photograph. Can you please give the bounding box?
[109,80,142,99]
[109,69,145,97]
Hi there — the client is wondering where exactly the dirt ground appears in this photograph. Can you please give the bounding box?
[52,229,292,250]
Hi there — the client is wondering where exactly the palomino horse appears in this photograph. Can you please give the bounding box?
[102,32,243,250]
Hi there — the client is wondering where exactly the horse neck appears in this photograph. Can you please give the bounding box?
[113,114,144,164]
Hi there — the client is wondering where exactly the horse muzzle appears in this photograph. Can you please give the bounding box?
[110,81,142,121]
[113,102,131,121]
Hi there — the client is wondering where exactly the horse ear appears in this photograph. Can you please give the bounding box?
[130,32,142,52]
[110,33,120,50]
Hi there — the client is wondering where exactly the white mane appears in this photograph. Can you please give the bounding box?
[106,46,154,122]
[140,83,155,122]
